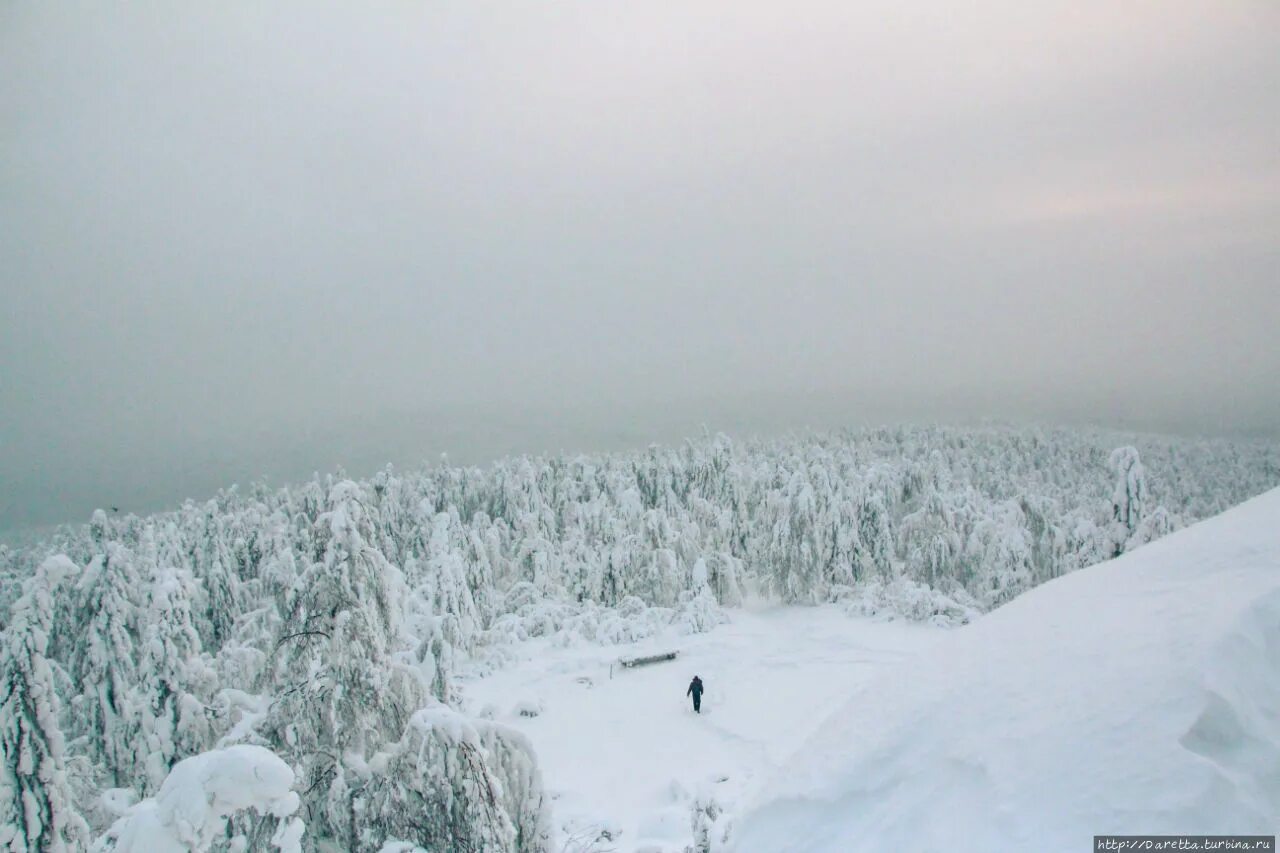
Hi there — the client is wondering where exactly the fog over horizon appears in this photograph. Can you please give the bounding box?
[2,1,1278,531]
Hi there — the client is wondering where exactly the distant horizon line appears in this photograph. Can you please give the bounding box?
[4,417,1276,542]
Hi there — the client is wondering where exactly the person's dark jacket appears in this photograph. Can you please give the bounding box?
[687,677,704,698]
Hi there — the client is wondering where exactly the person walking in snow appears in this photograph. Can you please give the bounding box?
[687,675,704,713]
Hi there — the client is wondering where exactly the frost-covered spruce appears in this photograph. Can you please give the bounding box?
[69,542,142,789]
[1110,446,1148,555]
[133,566,216,793]
[0,556,90,852]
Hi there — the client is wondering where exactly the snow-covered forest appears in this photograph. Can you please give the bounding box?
[1,424,1277,852]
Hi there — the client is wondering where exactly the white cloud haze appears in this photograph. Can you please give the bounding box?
[2,0,1277,529]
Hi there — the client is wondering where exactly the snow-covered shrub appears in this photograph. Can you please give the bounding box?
[1127,504,1179,553]
[686,794,730,853]
[559,816,622,850]
[481,585,585,648]
[676,589,729,635]
[549,601,676,648]
[93,744,302,853]
[834,577,979,626]
[477,722,553,852]
[356,707,550,853]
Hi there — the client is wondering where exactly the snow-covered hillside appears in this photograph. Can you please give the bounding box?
[733,487,1280,852]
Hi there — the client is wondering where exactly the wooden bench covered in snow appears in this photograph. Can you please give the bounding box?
[609,650,680,678]
[618,651,678,668]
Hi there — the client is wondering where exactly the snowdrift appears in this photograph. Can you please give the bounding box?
[734,488,1280,852]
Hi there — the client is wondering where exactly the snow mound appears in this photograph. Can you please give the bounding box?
[95,745,302,853]
[734,488,1280,852]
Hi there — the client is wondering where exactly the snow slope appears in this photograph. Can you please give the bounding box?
[734,488,1280,852]
[460,607,940,851]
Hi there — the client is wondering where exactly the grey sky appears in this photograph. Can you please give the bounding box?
[2,1,1278,530]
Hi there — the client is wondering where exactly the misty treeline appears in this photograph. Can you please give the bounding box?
[1,425,1276,852]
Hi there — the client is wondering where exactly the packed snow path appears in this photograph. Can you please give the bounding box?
[460,607,940,851]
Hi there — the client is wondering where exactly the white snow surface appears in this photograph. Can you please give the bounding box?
[734,487,1280,852]
[461,604,940,851]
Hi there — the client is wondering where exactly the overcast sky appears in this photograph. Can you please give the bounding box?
[2,1,1278,531]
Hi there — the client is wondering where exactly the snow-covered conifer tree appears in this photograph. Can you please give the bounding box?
[134,566,215,792]
[0,556,90,852]
[1109,446,1148,555]
[857,492,895,581]
[70,542,146,789]
[189,503,244,651]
